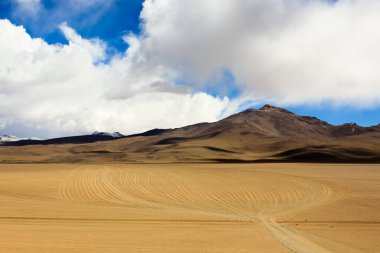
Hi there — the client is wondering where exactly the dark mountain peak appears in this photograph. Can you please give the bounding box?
[259,104,294,114]
[242,108,255,113]
[127,128,172,138]
[92,131,124,138]
[299,116,331,127]
[332,123,366,137]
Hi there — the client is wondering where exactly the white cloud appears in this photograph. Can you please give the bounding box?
[0,19,228,137]
[59,23,106,62]
[10,0,116,35]
[139,0,380,107]
[66,0,114,10]
[13,0,42,16]
[2,0,380,137]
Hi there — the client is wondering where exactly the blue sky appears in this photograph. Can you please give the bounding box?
[287,105,380,127]
[0,0,142,52]
[0,0,379,138]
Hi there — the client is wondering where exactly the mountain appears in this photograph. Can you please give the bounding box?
[92,131,124,138]
[0,135,22,142]
[3,132,125,146]
[0,135,40,143]
[0,105,380,163]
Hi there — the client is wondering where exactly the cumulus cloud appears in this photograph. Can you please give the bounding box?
[0,19,228,137]
[139,0,380,107]
[2,0,380,137]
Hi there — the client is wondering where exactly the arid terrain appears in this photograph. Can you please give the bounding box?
[2,0,380,251]
[0,163,379,253]
[0,106,379,252]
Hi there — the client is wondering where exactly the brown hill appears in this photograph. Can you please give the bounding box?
[1,105,380,163]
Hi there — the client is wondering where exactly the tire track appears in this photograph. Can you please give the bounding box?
[58,165,332,252]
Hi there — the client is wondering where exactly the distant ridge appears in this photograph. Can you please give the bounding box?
[2,129,170,146]
[92,131,124,138]
[2,132,123,146]
[0,135,40,143]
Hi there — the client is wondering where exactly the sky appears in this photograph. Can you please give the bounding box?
[0,0,380,139]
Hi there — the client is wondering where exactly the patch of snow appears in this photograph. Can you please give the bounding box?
[0,135,40,142]
[91,131,124,138]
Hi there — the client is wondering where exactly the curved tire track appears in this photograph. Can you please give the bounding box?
[58,165,332,252]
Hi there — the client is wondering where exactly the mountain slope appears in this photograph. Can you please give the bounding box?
[1,105,380,163]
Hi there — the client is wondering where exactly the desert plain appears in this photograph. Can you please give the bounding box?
[0,163,379,253]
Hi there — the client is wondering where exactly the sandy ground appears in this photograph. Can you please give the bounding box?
[0,163,379,253]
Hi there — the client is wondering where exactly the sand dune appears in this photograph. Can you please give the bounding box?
[0,163,379,252]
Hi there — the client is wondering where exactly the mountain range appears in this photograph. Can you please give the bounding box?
[0,135,40,143]
[1,105,380,163]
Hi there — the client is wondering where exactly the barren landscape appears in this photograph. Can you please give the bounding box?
[2,1,380,252]
[0,163,379,253]
[1,106,380,252]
